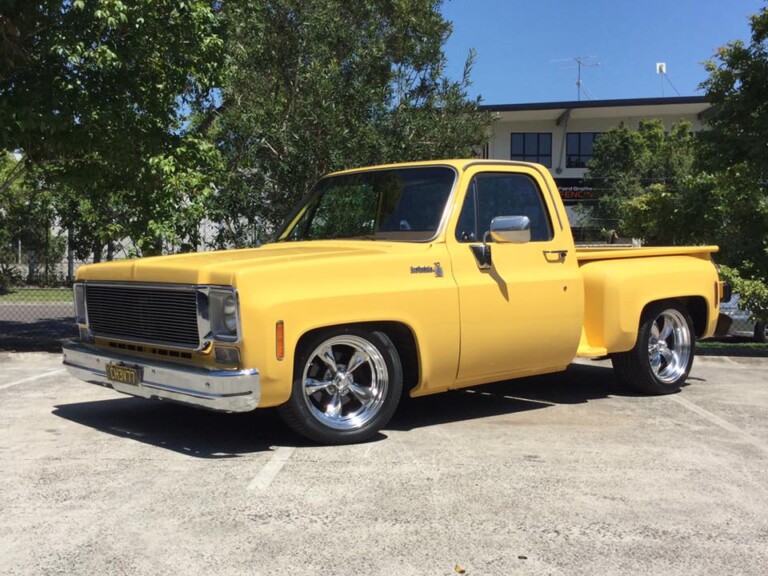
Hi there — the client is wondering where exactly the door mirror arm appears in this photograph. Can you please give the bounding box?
[471,232,493,271]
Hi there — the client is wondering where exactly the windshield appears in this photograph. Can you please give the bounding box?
[277,167,456,242]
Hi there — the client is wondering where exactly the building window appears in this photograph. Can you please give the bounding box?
[566,132,603,168]
[511,133,552,167]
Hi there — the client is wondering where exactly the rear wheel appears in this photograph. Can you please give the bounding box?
[278,328,402,444]
[611,301,695,395]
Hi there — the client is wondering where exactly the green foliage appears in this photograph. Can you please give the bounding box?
[700,6,768,182]
[586,119,697,244]
[1,0,224,256]
[698,5,768,296]
[719,266,768,324]
[0,152,66,287]
[2,0,490,255]
[210,0,493,246]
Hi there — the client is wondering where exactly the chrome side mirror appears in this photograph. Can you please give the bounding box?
[470,215,531,271]
[489,215,531,244]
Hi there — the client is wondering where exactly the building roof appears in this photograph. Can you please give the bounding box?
[481,96,711,122]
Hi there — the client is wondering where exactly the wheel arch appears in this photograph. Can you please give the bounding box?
[637,296,709,339]
[676,296,709,339]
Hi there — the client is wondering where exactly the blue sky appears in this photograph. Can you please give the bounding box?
[441,0,764,104]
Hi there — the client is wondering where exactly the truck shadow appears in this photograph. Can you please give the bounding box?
[389,361,630,431]
[53,362,667,457]
[53,398,300,458]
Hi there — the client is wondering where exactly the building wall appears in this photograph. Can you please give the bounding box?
[488,112,706,180]
[482,99,710,239]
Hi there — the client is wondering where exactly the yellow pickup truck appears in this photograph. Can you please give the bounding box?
[63,160,726,444]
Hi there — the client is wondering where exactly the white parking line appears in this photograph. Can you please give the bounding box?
[670,394,768,455]
[248,446,296,491]
[0,369,66,391]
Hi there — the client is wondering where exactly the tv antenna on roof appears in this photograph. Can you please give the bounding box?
[553,56,600,101]
[656,62,681,96]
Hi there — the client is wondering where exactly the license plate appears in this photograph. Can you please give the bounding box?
[105,363,142,386]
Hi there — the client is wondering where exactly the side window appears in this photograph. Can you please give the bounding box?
[455,173,553,243]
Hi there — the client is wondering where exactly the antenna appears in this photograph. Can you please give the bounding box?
[656,62,681,96]
[553,56,600,101]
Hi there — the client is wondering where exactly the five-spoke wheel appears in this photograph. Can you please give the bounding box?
[279,328,402,444]
[612,301,695,395]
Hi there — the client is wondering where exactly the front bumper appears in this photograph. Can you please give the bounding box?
[62,341,260,412]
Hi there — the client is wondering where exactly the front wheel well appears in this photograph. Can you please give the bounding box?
[295,322,420,396]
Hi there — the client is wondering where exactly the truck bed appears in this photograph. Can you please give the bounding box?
[575,245,719,263]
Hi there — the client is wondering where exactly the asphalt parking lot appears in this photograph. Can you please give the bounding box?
[1,352,767,576]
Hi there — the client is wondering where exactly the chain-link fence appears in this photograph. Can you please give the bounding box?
[0,286,77,350]
[0,251,85,350]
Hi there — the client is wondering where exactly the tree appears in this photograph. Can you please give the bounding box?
[209,0,493,246]
[0,151,65,288]
[699,5,768,279]
[586,119,699,245]
[0,0,224,256]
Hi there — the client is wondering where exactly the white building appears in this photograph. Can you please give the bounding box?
[480,96,711,237]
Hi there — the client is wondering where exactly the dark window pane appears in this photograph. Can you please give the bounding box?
[582,134,594,156]
[455,187,477,242]
[539,134,552,155]
[472,173,553,242]
[539,155,552,168]
[566,133,580,155]
[524,135,537,155]
[511,134,524,156]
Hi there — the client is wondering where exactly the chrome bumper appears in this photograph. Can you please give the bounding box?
[62,341,260,413]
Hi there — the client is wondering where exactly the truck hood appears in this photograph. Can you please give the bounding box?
[75,241,437,286]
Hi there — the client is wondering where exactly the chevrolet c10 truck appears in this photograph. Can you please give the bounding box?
[63,160,726,444]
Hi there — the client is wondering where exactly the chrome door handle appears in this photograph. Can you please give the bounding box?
[543,250,568,262]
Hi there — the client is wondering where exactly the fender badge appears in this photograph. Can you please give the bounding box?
[410,262,444,278]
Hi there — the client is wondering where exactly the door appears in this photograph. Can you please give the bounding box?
[448,167,584,385]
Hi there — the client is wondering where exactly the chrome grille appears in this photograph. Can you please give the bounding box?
[86,284,200,349]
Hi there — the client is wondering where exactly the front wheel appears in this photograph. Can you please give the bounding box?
[278,328,403,444]
[611,301,695,395]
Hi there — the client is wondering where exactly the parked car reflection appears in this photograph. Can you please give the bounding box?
[716,292,767,343]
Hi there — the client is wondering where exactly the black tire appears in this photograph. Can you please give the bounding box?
[278,327,403,445]
[754,321,767,344]
[611,301,695,395]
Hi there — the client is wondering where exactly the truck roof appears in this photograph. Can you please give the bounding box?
[324,159,546,177]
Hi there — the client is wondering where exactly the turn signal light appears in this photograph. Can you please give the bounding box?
[276,321,285,361]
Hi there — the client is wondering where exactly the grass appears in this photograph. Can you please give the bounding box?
[0,288,73,303]
[698,339,768,357]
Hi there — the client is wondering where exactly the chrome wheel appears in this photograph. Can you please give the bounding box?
[648,308,692,384]
[612,301,695,395]
[301,335,390,431]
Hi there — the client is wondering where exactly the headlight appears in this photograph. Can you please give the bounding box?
[73,282,87,325]
[223,295,238,333]
[208,288,240,342]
